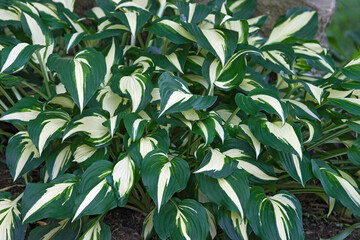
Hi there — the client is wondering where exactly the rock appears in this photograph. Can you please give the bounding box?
[254,0,336,47]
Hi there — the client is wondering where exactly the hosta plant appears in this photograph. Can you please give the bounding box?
[1,0,360,239]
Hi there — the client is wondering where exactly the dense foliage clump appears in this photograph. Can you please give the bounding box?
[1,0,360,239]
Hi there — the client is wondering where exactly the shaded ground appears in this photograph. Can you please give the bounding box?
[1,161,360,239]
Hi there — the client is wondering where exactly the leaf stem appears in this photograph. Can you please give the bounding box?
[22,81,49,100]
[225,107,240,126]
[322,123,347,134]
[35,51,51,98]
[318,149,348,161]
[307,127,351,150]
[0,85,15,105]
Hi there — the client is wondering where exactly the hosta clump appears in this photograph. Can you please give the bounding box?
[1,0,360,239]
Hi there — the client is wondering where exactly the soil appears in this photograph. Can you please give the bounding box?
[1,161,360,239]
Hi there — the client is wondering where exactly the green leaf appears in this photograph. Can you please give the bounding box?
[0,43,43,73]
[73,161,117,220]
[266,7,318,45]
[112,153,136,206]
[28,110,71,155]
[0,97,42,125]
[217,208,249,240]
[21,175,78,223]
[237,124,262,158]
[342,55,360,82]
[47,48,106,111]
[194,148,238,178]
[247,187,304,240]
[46,143,73,181]
[6,131,42,180]
[142,149,190,210]
[72,144,109,168]
[64,32,85,54]
[321,222,360,240]
[153,199,209,240]
[176,2,212,24]
[63,109,112,148]
[253,44,295,75]
[114,9,151,37]
[184,23,238,65]
[285,99,320,121]
[236,89,288,124]
[227,0,257,19]
[312,159,360,218]
[249,117,303,159]
[158,72,216,116]
[0,193,26,240]
[127,109,150,137]
[0,73,24,87]
[21,12,54,64]
[348,138,360,166]
[79,215,111,240]
[147,18,195,44]
[328,98,360,116]
[28,218,82,240]
[111,72,153,113]
[142,209,155,240]
[196,169,249,218]
[203,46,261,91]
[269,148,312,186]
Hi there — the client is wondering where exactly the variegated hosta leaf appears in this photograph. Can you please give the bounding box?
[236,89,288,124]
[184,24,238,65]
[284,99,320,121]
[64,32,85,53]
[300,81,326,104]
[293,42,335,73]
[142,209,155,240]
[79,215,111,240]
[59,8,87,33]
[266,7,318,45]
[20,12,54,64]
[153,199,209,240]
[253,44,295,75]
[21,175,78,223]
[348,138,360,166]
[73,161,117,220]
[124,112,149,141]
[0,192,26,240]
[0,43,42,73]
[158,72,216,116]
[114,9,151,37]
[194,148,237,178]
[142,150,190,210]
[342,55,360,82]
[203,47,261,91]
[28,218,82,240]
[0,97,42,125]
[176,2,212,24]
[94,86,129,117]
[28,110,71,155]
[269,148,312,186]
[217,208,249,240]
[147,18,195,44]
[103,38,123,85]
[47,48,106,111]
[63,110,112,148]
[227,0,257,19]
[111,72,153,113]
[237,124,262,158]
[196,169,249,218]
[6,131,42,180]
[247,187,304,240]
[73,144,109,168]
[47,94,76,110]
[249,117,303,159]
[53,0,75,11]
[237,158,278,183]
[328,98,360,116]
[125,129,170,167]
[112,153,136,206]
[192,116,219,146]
[221,19,249,44]
[0,6,20,23]
[0,73,24,87]
[152,50,187,74]
[46,143,73,181]
[312,159,360,218]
